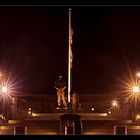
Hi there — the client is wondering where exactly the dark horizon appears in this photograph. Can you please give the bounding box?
[0,6,140,94]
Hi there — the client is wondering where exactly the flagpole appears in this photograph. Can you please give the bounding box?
[68,8,71,103]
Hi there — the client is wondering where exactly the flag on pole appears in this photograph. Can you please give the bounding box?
[68,8,73,103]
[70,28,73,68]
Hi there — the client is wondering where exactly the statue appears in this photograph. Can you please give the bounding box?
[55,76,67,109]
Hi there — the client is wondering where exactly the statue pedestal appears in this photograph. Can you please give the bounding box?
[59,114,82,134]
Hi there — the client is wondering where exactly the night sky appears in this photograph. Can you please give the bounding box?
[0,6,140,95]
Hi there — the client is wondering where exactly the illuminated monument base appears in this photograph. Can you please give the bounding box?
[59,114,82,135]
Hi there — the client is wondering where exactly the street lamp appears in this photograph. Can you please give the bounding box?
[122,72,140,120]
[131,85,140,120]
[0,71,20,121]
[132,85,140,94]
[112,100,118,107]
[1,86,8,94]
[0,85,9,122]
[110,99,120,117]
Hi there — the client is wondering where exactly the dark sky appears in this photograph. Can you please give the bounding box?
[0,6,140,94]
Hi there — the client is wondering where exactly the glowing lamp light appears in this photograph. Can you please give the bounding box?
[28,111,31,114]
[136,114,140,120]
[108,111,111,114]
[1,86,8,93]
[136,72,140,77]
[132,86,139,93]
[112,100,118,107]
[92,108,94,111]
[28,107,32,116]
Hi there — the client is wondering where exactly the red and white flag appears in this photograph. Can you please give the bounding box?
[70,28,73,68]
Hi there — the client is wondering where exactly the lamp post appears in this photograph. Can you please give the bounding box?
[131,85,140,120]
[110,99,120,117]
[0,71,18,122]
[1,85,9,122]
